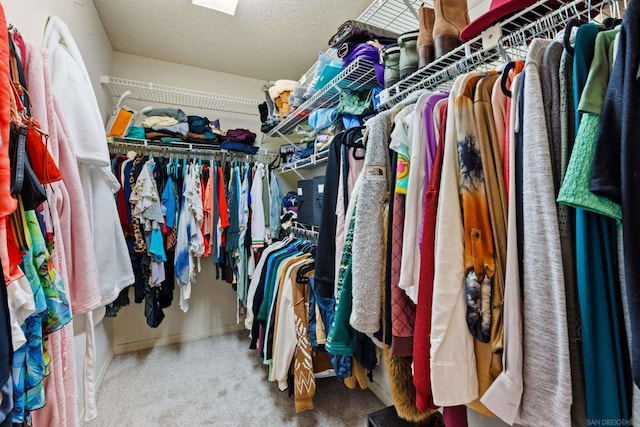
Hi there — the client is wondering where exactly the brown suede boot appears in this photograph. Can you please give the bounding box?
[417,5,435,68]
[433,0,470,59]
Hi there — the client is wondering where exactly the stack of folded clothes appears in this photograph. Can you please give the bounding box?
[142,108,189,142]
[221,128,258,154]
[327,20,400,88]
[185,115,220,146]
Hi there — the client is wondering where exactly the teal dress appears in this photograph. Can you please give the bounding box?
[560,24,631,424]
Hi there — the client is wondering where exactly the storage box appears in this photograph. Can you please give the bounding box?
[297,176,325,226]
[367,406,414,427]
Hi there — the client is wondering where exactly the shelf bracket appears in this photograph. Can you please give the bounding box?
[401,0,420,20]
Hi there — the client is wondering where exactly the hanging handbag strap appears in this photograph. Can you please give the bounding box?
[10,124,27,195]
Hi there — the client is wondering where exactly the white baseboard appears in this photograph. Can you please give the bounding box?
[368,379,394,406]
[113,323,246,354]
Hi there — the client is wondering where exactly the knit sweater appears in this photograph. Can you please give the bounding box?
[292,265,317,412]
[351,109,395,333]
[520,39,572,427]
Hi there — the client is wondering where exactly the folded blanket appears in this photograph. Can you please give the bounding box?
[328,20,400,48]
[187,131,217,141]
[187,115,211,134]
[142,116,179,128]
[151,122,188,136]
[144,130,184,140]
[221,141,258,154]
[143,108,188,122]
[308,107,340,131]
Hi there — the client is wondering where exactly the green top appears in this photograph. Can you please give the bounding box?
[558,27,622,222]
[579,27,621,115]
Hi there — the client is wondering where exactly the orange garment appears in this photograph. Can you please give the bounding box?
[203,167,214,257]
[0,3,19,284]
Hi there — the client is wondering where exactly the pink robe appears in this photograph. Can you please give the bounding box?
[24,42,103,427]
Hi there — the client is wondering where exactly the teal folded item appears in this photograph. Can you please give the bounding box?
[159,137,184,143]
[126,126,145,139]
[308,107,340,130]
[315,62,342,90]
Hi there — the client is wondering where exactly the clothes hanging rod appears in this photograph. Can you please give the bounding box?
[107,137,277,163]
[290,222,320,240]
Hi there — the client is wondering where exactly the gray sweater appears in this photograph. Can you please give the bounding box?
[520,39,573,426]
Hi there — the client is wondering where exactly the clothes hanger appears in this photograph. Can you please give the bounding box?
[500,61,518,97]
[296,261,315,284]
[563,18,587,56]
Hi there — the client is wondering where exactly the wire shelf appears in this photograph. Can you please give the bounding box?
[101,76,260,116]
[378,0,608,109]
[278,149,330,174]
[358,0,422,34]
[267,57,380,137]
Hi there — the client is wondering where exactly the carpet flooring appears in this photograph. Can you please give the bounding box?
[86,330,385,426]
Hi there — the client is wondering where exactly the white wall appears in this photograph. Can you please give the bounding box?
[111,262,243,354]
[3,0,115,422]
[4,0,114,118]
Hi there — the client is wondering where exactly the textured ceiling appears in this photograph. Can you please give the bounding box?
[93,0,373,82]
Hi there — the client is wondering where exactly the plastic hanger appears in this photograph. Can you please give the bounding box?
[501,61,517,97]
[563,18,587,56]
[296,261,315,284]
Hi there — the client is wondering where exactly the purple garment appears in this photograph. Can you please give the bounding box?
[342,43,384,87]
[418,92,449,246]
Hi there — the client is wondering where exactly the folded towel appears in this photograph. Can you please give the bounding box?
[125,126,146,139]
[308,107,340,131]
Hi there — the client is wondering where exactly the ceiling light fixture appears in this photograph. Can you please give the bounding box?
[192,0,239,15]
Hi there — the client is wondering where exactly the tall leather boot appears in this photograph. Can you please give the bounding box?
[433,0,470,59]
[418,6,435,68]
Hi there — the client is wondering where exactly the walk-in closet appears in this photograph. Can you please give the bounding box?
[0,0,638,426]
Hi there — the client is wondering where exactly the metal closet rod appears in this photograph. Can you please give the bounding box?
[290,223,320,241]
[107,139,277,163]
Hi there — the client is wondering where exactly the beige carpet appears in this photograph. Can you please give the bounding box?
[86,330,384,426]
